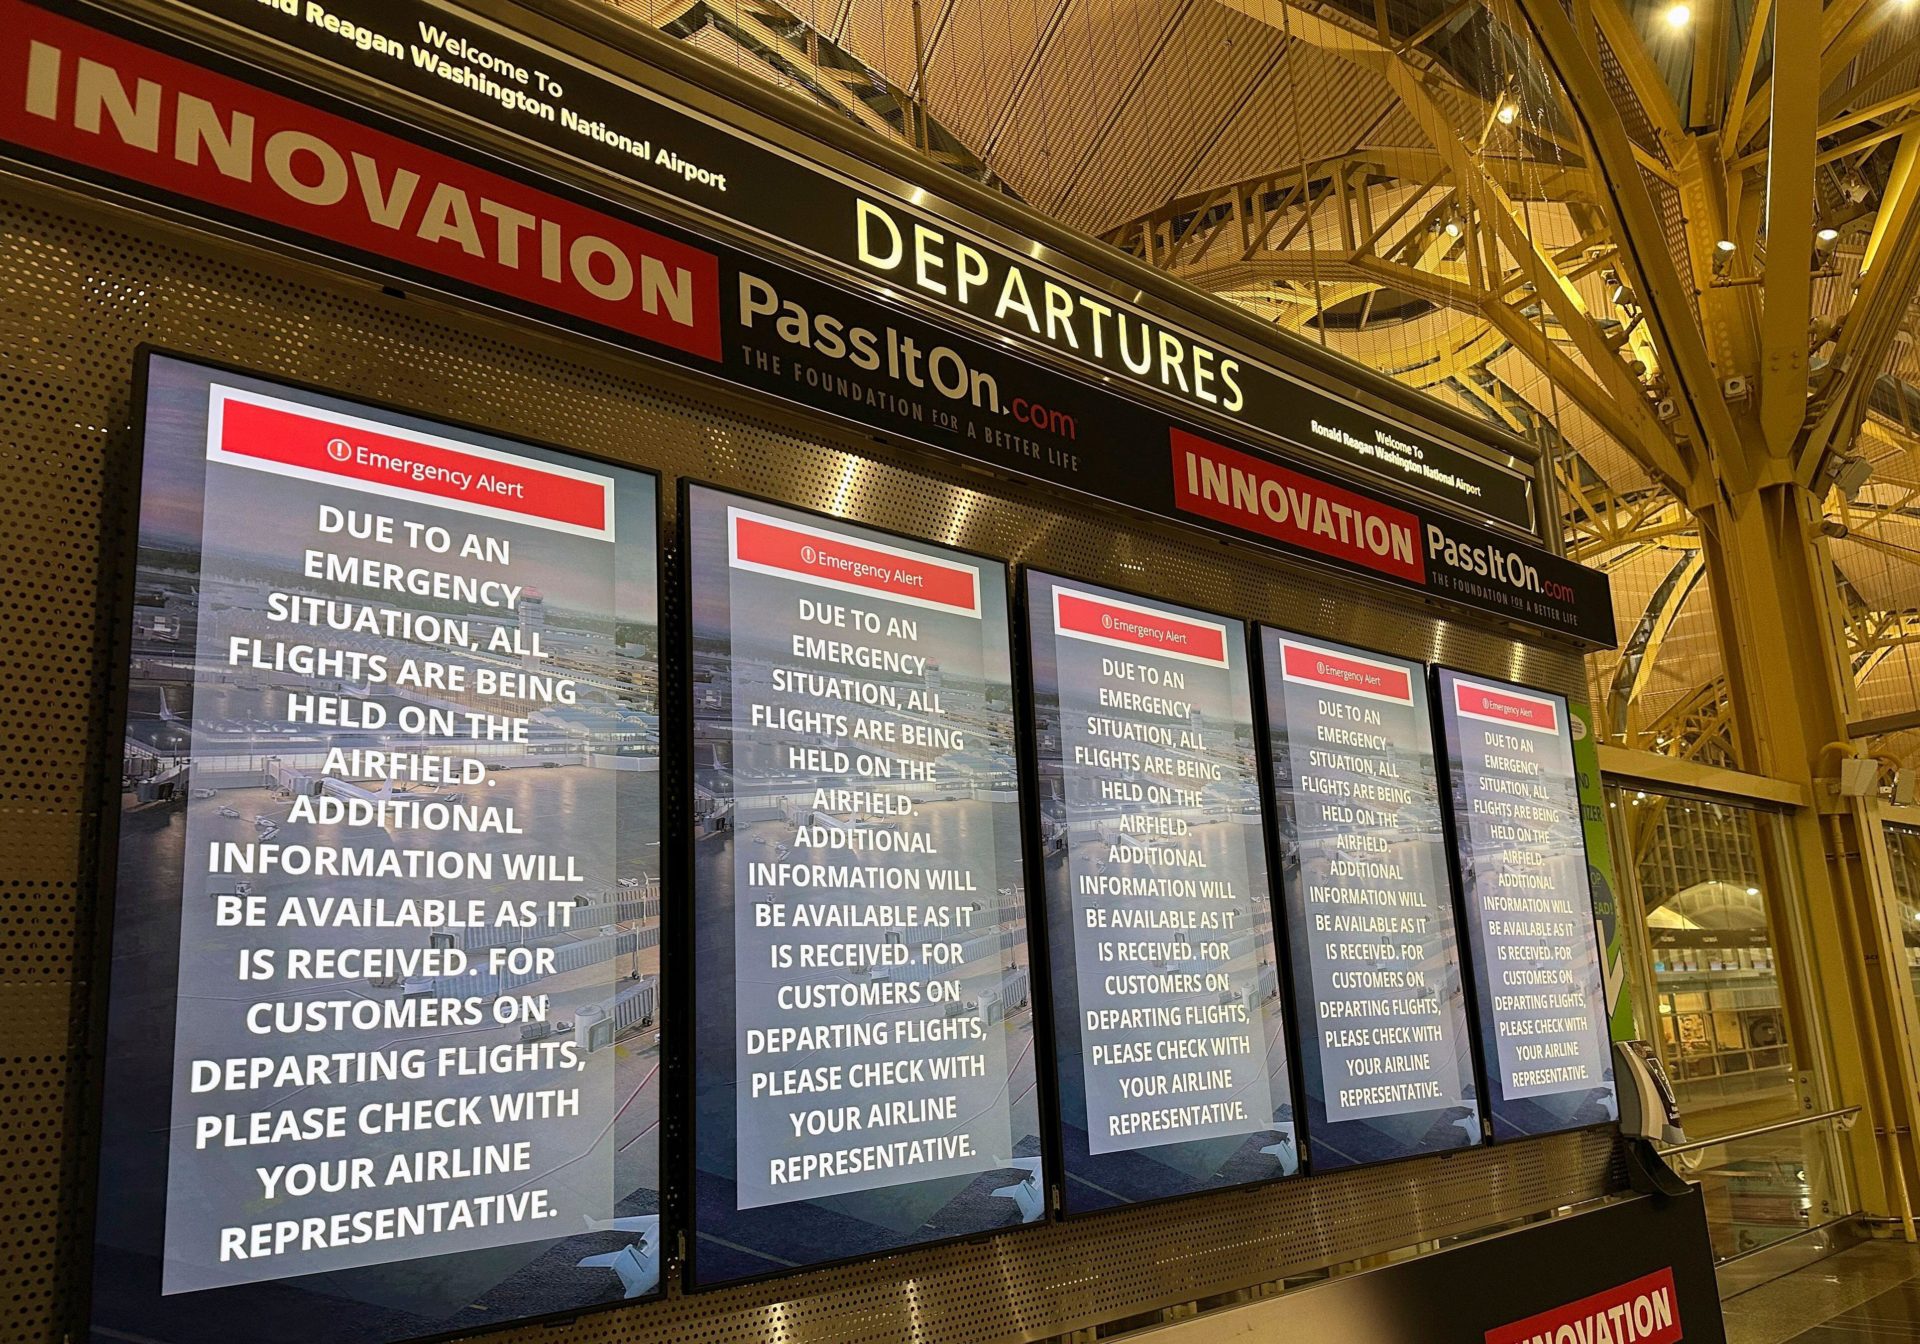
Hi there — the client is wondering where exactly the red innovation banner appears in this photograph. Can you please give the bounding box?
[1485,1268,1684,1344]
[0,0,722,358]
[212,389,615,537]
[1169,426,1426,584]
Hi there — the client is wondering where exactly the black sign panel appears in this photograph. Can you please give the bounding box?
[1257,629,1481,1169]
[1435,669,1618,1140]
[93,353,664,1344]
[1207,1190,1724,1344]
[0,0,1614,646]
[163,0,1537,530]
[682,483,1045,1287]
[1024,571,1298,1212]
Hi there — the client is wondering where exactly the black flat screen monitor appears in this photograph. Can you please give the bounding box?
[1434,668,1618,1139]
[683,482,1045,1286]
[1257,629,1481,1169]
[1025,571,1299,1211]
[91,351,665,1344]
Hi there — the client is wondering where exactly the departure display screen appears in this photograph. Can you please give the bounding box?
[92,353,664,1344]
[1435,669,1618,1138]
[1257,630,1480,1169]
[1025,572,1298,1210]
[684,484,1045,1286]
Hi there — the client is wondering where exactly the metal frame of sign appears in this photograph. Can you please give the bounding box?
[1005,577,1070,1226]
[85,345,668,1344]
[1428,664,1619,1145]
[1013,567,1304,1218]
[675,478,1052,1290]
[1249,627,1491,1173]
[136,0,1544,536]
[0,0,1616,647]
[80,346,157,1344]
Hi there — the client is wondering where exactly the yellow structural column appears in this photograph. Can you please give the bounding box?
[1696,478,1920,1234]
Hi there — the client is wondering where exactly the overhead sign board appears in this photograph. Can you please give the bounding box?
[163,0,1538,531]
[92,352,664,1344]
[0,0,1616,645]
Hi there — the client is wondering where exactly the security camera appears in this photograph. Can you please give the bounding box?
[1829,453,1873,500]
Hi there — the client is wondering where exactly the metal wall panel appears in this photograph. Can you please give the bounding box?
[0,177,1616,1344]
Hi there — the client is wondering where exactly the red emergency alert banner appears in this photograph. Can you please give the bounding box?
[1170,427,1425,584]
[1278,641,1412,704]
[1485,1268,1683,1344]
[1454,679,1559,733]
[209,386,616,538]
[0,0,722,358]
[728,507,981,616]
[1052,586,1228,667]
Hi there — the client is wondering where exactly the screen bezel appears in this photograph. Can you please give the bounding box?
[1018,566,1305,1218]
[676,477,1052,1290]
[1428,663,1619,1145]
[84,345,669,1344]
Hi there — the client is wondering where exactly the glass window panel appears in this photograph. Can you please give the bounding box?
[1883,825,1920,1018]
[1615,789,1798,1136]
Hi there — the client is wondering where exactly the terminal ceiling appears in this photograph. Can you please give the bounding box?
[607,0,1920,771]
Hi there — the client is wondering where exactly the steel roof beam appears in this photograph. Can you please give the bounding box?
[1758,0,1819,456]
[1804,134,1920,479]
[1497,0,1731,498]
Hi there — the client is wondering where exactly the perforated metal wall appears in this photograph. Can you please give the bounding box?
[0,177,1618,1344]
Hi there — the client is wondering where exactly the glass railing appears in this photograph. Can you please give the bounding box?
[1661,1107,1862,1263]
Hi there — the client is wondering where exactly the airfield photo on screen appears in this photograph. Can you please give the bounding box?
[684,483,1045,1287]
[91,353,665,1344]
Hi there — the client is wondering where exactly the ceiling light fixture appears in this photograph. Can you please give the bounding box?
[1816,226,1840,244]
[1496,101,1518,125]
[1663,2,1692,28]
[1443,217,1464,238]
